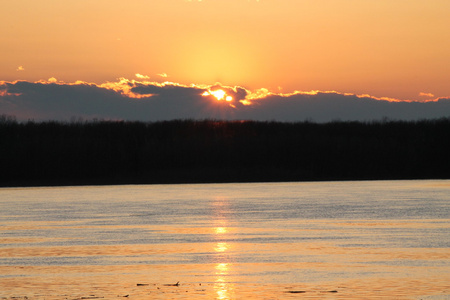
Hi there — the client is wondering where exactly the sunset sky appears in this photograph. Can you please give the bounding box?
[1,0,450,121]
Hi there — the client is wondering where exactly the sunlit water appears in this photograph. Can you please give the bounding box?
[0,180,449,299]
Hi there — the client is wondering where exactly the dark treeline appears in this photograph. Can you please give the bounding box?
[1,116,450,186]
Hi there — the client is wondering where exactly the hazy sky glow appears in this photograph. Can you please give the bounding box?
[1,0,450,121]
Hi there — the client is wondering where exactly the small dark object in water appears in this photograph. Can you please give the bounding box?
[286,291,306,293]
[136,283,149,286]
[164,281,180,286]
[327,290,338,293]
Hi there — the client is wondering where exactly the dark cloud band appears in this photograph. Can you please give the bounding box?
[1,79,449,122]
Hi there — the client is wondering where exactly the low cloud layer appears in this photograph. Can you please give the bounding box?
[1,79,449,122]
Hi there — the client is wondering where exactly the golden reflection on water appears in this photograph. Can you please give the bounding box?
[214,263,235,299]
[214,242,230,253]
[215,262,229,274]
[1,183,450,299]
[215,277,236,300]
[211,196,235,300]
[214,226,227,234]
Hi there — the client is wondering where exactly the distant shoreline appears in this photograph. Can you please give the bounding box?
[2,178,449,189]
[2,170,448,188]
[1,118,449,188]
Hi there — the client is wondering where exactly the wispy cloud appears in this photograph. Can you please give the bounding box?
[1,78,449,122]
[419,92,435,98]
[135,73,150,79]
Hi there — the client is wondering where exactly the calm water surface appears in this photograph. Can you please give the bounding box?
[0,180,449,299]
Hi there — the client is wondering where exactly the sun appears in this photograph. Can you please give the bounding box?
[202,89,233,102]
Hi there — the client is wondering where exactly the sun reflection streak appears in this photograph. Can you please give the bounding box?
[215,263,229,275]
[214,242,230,252]
[211,196,235,300]
[215,227,227,234]
[214,264,234,300]
[215,277,232,300]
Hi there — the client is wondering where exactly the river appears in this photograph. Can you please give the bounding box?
[1,180,449,299]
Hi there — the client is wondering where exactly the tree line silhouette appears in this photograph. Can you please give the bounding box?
[1,115,449,186]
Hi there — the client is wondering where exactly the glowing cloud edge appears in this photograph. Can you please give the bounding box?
[0,77,447,104]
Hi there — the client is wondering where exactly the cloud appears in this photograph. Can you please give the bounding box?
[135,73,150,79]
[419,92,435,98]
[1,79,449,122]
[157,73,168,78]
[16,66,25,71]
[241,92,450,122]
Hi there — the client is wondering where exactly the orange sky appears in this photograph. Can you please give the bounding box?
[2,0,450,100]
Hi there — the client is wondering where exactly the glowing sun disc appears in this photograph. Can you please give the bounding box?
[202,89,233,102]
